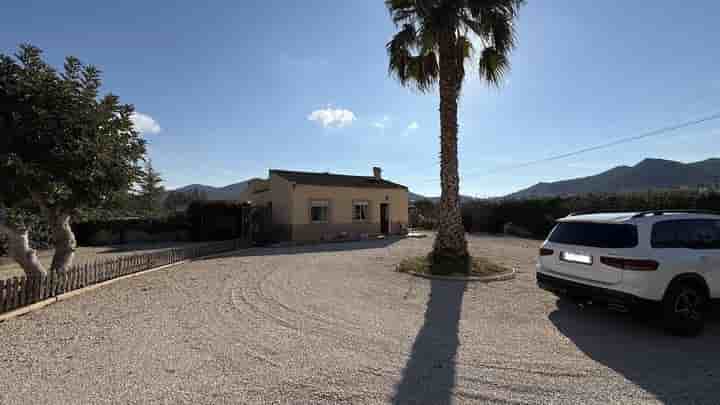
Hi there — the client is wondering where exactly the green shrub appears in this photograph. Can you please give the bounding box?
[72,214,191,245]
[461,190,720,239]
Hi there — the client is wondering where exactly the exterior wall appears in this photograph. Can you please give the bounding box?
[238,179,271,203]
[288,184,409,241]
[268,173,294,240]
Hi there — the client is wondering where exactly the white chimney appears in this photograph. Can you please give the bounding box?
[373,167,382,180]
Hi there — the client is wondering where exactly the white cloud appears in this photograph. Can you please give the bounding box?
[131,112,161,134]
[308,107,356,128]
[402,121,420,136]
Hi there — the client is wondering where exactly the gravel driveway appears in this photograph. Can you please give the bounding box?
[1,234,719,404]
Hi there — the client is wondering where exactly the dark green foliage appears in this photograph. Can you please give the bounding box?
[0,44,146,217]
[187,201,249,241]
[137,159,165,216]
[72,214,190,246]
[462,191,720,239]
[385,0,524,91]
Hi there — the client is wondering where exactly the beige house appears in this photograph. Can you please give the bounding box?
[239,167,409,241]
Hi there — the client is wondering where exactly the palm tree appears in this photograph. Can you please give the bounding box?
[386,0,523,270]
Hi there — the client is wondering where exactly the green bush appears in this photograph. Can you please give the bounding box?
[72,214,191,245]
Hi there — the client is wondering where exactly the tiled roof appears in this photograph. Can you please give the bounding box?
[270,170,407,190]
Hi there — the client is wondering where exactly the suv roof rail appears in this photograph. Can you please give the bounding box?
[630,209,720,218]
[566,209,720,218]
[567,210,638,217]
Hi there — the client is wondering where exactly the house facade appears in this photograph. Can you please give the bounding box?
[239,167,409,241]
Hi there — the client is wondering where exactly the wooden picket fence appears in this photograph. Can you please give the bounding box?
[0,238,245,315]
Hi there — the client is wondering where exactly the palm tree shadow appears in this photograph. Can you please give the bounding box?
[393,279,467,404]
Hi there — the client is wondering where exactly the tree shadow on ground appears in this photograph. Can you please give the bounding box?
[200,237,403,259]
[550,299,720,403]
[393,279,467,404]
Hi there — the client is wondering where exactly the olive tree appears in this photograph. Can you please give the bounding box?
[0,44,146,278]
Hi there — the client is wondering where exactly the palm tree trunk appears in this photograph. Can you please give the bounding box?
[432,32,469,264]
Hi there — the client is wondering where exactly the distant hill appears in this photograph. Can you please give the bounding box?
[409,192,428,202]
[409,192,476,204]
[507,158,720,199]
[172,180,254,200]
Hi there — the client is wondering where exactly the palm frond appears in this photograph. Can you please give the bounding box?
[385,0,419,26]
[389,49,439,92]
[456,35,474,83]
[478,47,509,86]
[388,23,420,53]
[386,0,522,89]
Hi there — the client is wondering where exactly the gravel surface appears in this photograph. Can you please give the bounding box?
[1,234,719,404]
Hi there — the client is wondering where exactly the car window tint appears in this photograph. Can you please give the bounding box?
[651,220,720,249]
[549,222,638,248]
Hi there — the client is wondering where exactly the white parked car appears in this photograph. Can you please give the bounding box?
[537,210,720,336]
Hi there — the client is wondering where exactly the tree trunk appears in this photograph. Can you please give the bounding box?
[0,222,47,278]
[432,31,469,265]
[49,211,76,277]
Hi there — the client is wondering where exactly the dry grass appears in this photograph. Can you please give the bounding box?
[397,254,510,277]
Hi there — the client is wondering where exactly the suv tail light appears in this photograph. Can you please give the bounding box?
[539,248,554,256]
[600,256,659,271]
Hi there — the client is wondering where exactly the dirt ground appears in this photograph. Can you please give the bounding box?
[1,234,718,404]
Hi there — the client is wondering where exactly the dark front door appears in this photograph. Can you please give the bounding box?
[380,203,390,234]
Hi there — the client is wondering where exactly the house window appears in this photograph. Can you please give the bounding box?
[353,201,369,221]
[310,200,329,223]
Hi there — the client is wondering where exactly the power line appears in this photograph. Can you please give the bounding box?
[416,111,720,184]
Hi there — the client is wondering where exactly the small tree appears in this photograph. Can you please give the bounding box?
[0,44,146,278]
[138,159,165,216]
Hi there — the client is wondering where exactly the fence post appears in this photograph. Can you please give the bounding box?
[26,276,34,305]
[0,279,7,312]
[10,277,19,310]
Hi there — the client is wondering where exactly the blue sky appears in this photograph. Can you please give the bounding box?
[2,1,719,197]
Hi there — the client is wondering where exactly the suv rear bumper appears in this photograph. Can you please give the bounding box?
[537,271,657,308]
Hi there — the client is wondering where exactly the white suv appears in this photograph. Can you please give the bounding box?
[537,210,720,336]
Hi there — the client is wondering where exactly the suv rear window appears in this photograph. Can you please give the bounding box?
[651,219,720,249]
[549,222,638,248]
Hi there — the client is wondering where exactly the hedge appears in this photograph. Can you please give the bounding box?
[461,190,720,239]
[72,214,191,246]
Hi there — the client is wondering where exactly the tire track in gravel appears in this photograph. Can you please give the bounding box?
[162,258,285,371]
[202,244,602,403]
[204,253,402,399]
[124,240,620,403]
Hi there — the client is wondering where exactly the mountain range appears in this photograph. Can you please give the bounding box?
[170,182,473,203]
[169,158,720,202]
[507,158,720,199]
[171,181,253,200]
